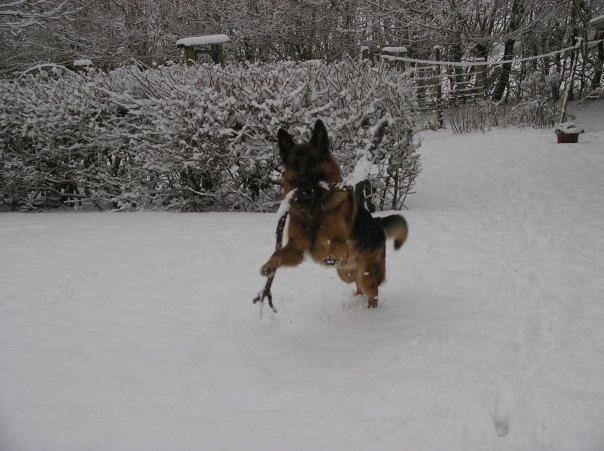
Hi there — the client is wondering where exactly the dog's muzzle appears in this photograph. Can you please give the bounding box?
[298,187,317,199]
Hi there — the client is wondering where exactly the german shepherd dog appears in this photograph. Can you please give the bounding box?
[260,120,407,308]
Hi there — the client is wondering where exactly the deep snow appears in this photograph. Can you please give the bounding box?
[1,102,603,450]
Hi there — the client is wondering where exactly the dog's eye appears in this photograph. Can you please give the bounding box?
[290,162,300,171]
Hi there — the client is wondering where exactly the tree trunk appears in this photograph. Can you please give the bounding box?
[492,0,524,102]
[591,33,604,91]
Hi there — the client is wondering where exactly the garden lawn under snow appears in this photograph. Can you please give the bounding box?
[1,102,604,450]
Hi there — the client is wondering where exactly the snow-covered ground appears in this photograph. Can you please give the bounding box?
[1,102,603,450]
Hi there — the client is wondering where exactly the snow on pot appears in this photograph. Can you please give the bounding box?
[555,122,584,144]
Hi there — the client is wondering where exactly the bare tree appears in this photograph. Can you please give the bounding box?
[1,0,603,83]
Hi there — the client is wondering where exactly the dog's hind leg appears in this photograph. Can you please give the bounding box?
[337,266,364,296]
[357,276,379,308]
[356,267,381,308]
[356,252,385,308]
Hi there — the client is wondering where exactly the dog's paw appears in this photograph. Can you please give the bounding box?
[366,298,378,308]
[323,257,339,266]
[260,261,277,277]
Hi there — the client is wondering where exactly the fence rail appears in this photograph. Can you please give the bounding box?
[365,39,604,131]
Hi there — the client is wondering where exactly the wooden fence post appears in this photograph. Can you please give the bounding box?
[381,46,408,70]
[432,46,444,128]
[475,58,486,98]
[361,46,371,61]
[560,38,582,123]
[589,15,604,91]
[183,46,196,66]
[211,44,224,65]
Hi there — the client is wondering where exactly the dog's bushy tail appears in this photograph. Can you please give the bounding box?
[376,215,408,250]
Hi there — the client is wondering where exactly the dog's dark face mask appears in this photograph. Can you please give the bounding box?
[277,120,333,198]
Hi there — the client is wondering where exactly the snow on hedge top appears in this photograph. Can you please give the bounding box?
[73,59,92,67]
[382,46,408,53]
[176,34,229,47]
[589,15,604,30]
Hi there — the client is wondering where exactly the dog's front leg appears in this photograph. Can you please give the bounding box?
[260,240,306,277]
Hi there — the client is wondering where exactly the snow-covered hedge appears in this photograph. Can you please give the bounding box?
[0,61,421,211]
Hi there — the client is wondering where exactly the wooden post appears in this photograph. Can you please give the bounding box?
[475,58,486,98]
[589,15,604,91]
[560,38,582,123]
[361,46,370,61]
[381,46,408,70]
[183,46,196,66]
[211,44,224,65]
[432,46,444,128]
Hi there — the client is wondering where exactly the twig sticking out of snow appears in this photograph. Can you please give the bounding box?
[339,114,393,188]
[253,189,297,315]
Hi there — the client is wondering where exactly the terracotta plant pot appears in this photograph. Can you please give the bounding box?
[556,132,580,144]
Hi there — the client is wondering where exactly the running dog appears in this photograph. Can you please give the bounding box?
[260,120,407,308]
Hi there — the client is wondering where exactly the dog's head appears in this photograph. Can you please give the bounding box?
[277,120,342,194]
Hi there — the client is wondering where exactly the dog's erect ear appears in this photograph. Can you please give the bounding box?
[310,119,329,153]
[277,128,294,163]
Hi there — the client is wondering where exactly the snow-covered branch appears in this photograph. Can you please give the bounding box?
[340,114,394,188]
[0,0,71,30]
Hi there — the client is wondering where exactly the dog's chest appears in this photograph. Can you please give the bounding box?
[290,199,344,263]
[292,204,323,243]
